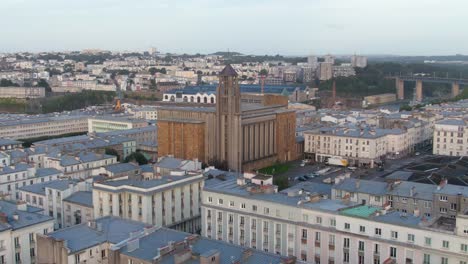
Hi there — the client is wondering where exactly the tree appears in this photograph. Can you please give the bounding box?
[399,104,413,111]
[105,148,120,161]
[35,79,51,93]
[0,79,19,87]
[148,67,157,76]
[124,151,148,165]
[259,69,268,76]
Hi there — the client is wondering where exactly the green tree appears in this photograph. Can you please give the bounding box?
[399,104,413,111]
[35,79,51,93]
[105,148,120,161]
[0,79,19,87]
[259,69,268,76]
[124,151,148,165]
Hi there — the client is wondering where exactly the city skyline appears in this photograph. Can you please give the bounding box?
[1,0,467,55]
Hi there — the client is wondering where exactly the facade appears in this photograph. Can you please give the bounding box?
[201,173,468,264]
[0,139,23,151]
[433,119,467,156]
[63,191,94,227]
[18,179,90,229]
[163,91,216,104]
[131,107,159,120]
[0,86,45,98]
[0,165,62,200]
[44,152,118,179]
[157,65,298,172]
[0,115,89,140]
[93,173,204,233]
[351,55,368,68]
[88,116,148,133]
[332,65,356,78]
[317,62,333,81]
[0,200,54,264]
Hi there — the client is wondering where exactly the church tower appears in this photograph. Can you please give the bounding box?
[216,65,242,171]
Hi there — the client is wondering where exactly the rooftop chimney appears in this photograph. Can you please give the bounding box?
[410,186,415,197]
[355,179,361,189]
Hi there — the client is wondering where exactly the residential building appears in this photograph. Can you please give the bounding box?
[0,86,45,98]
[93,173,204,233]
[317,62,333,81]
[43,152,117,179]
[351,55,368,68]
[0,165,62,200]
[19,179,90,229]
[0,139,23,151]
[88,116,148,133]
[433,119,467,156]
[0,200,54,264]
[62,191,94,227]
[201,173,468,264]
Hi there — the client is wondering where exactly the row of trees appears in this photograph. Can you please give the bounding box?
[41,91,115,113]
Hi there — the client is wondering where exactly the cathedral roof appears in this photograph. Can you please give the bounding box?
[219,64,238,77]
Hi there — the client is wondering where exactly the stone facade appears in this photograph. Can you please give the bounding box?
[157,120,205,162]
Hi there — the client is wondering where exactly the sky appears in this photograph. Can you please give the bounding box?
[1,0,467,55]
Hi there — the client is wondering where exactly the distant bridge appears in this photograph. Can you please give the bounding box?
[386,75,468,102]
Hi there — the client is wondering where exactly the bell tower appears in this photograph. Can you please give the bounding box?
[216,65,242,171]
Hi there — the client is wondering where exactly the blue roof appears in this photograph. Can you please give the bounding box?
[0,200,53,231]
[118,227,295,264]
[63,191,93,207]
[47,216,146,253]
[171,84,304,95]
[19,179,76,195]
[105,163,139,174]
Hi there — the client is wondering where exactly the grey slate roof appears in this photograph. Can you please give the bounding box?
[333,178,388,196]
[63,191,93,208]
[47,216,146,254]
[105,163,139,174]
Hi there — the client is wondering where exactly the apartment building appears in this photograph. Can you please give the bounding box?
[0,164,62,200]
[331,177,468,219]
[433,119,468,156]
[19,179,90,229]
[131,106,159,120]
[88,116,148,133]
[44,152,117,179]
[304,124,429,167]
[201,173,468,264]
[0,200,54,264]
[0,86,45,98]
[37,216,147,264]
[93,173,204,233]
[62,191,94,228]
[0,139,23,151]
[0,115,89,140]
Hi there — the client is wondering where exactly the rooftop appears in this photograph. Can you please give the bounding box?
[63,191,93,208]
[0,200,53,231]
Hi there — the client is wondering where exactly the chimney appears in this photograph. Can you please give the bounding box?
[13,213,19,221]
[16,201,27,211]
[413,209,420,217]
[0,213,7,223]
[126,238,140,252]
[438,178,448,190]
[409,186,415,197]
[355,179,360,189]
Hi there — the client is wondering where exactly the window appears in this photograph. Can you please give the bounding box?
[358,241,365,251]
[450,203,457,210]
[391,231,398,239]
[461,243,468,252]
[315,232,321,242]
[359,226,365,233]
[343,252,349,262]
[425,237,431,246]
[15,252,20,262]
[218,199,223,205]
[442,240,449,249]
[440,195,448,201]
[74,254,80,263]
[440,207,448,213]
[423,254,430,264]
[374,244,380,254]
[375,228,381,236]
[302,214,309,222]
[240,203,246,209]
[207,197,212,203]
[252,205,257,212]
[407,234,415,242]
[229,201,234,207]
[390,247,397,258]
[316,216,322,224]
[344,223,350,230]
[441,257,448,264]
[343,238,350,248]
[14,237,19,247]
[264,207,269,214]
[329,234,335,245]
[301,229,307,239]
[330,218,336,227]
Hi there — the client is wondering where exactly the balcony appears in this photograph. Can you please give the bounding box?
[251,225,256,229]
[328,244,335,250]
[240,222,245,228]
[263,242,269,247]
[301,238,307,244]
[287,248,294,256]
[276,230,281,235]
[315,241,321,247]
[217,218,222,222]
[275,244,281,251]
[263,228,268,233]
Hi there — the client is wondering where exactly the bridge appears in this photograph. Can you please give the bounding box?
[386,76,468,102]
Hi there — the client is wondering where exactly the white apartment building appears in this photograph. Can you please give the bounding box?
[0,115,89,140]
[93,173,204,233]
[132,107,159,120]
[88,116,148,133]
[201,174,468,264]
[0,200,54,264]
[0,86,45,99]
[43,152,117,179]
[304,124,429,167]
[433,119,468,156]
[19,179,90,229]
[62,191,94,228]
[0,164,62,200]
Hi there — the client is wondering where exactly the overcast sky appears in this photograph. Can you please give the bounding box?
[1,0,467,55]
